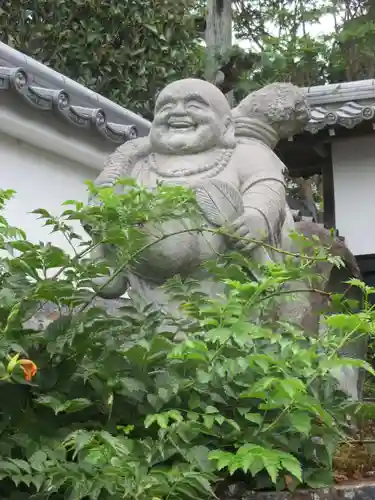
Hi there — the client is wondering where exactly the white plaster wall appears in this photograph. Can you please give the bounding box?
[0,132,96,254]
[332,135,375,256]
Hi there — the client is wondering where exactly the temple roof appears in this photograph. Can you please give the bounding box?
[0,42,151,144]
[303,79,375,134]
[1,40,373,144]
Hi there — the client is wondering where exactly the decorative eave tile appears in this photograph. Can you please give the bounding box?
[0,65,138,144]
[305,101,375,134]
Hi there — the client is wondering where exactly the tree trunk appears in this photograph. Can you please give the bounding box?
[205,0,233,104]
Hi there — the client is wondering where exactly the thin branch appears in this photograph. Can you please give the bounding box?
[79,225,338,312]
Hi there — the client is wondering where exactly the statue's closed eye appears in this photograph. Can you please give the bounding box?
[157,103,174,113]
[186,102,204,110]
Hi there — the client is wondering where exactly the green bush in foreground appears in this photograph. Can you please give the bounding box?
[0,182,371,500]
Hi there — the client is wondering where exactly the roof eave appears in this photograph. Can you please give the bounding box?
[303,79,375,106]
[303,80,375,135]
[0,42,151,144]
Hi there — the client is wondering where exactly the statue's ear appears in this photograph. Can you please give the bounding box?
[221,116,236,148]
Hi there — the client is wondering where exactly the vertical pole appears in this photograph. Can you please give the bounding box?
[205,0,233,105]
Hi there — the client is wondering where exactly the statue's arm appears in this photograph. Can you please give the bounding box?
[234,141,287,247]
[93,136,151,190]
[88,137,151,299]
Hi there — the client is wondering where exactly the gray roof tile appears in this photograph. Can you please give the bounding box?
[0,42,151,144]
[303,79,375,133]
[3,41,375,140]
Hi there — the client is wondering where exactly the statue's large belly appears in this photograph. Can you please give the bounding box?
[131,217,225,282]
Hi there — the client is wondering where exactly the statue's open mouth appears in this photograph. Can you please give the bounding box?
[168,119,195,131]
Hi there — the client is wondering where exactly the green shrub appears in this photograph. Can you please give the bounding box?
[0,183,371,500]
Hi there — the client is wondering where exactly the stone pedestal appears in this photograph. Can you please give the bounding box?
[219,481,375,500]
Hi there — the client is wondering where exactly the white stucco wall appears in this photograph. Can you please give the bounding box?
[332,135,375,256]
[0,83,121,255]
[0,132,96,253]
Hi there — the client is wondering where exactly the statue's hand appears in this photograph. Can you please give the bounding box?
[92,270,128,299]
[230,211,268,251]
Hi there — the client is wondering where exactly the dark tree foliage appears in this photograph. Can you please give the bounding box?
[232,0,375,91]
[2,1,375,117]
[0,0,205,119]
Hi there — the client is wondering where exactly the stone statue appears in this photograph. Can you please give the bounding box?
[233,83,366,401]
[89,78,366,399]
[90,79,302,307]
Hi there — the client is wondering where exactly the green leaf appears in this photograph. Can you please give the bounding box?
[36,395,92,414]
[304,468,333,488]
[32,208,52,218]
[208,450,232,471]
[0,362,7,378]
[119,377,147,395]
[226,419,241,432]
[144,414,157,428]
[185,446,214,472]
[64,398,93,413]
[8,459,31,474]
[237,406,251,416]
[205,327,232,343]
[144,23,159,34]
[187,411,199,421]
[188,392,200,409]
[289,412,312,435]
[71,430,94,459]
[147,393,162,410]
[8,240,35,252]
[280,453,303,482]
[203,415,215,429]
[167,409,184,423]
[215,414,225,425]
[158,387,169,400]
[263,459,279,484]
[248,456,264,476]
[240,377,276,398]
[205,405,219,414]
[29,451,47,472]
[321,357,375,376]
[278,378,306,399]
[244,413,263,425]
[98,431,133,455]
[324,313,369,332]
[31,474,44,491]
[252,355,270,373]
[145,410,182,429]
[190,475,215,496]
[0,461,21,474]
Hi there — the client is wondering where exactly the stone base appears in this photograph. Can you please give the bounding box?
[220,481,375,500]
[23,297,127,331]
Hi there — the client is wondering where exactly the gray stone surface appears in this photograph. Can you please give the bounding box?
[233,82,310,143]
[23,297,127,331]
[91,78,300,308]
[219,481,375,500]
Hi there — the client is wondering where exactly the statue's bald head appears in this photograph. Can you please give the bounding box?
[156,79,232,118]
[150,78,235,155]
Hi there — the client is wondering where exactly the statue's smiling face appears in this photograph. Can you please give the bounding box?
[150,79,233,154]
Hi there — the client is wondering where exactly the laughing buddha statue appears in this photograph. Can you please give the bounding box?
[89,78,310,314]
[86,78,368,401]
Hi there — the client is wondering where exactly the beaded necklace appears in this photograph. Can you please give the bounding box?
[147,149,233,178]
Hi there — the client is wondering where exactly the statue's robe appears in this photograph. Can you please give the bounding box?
[92,137,295,315]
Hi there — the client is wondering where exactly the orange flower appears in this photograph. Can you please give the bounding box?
[18,359,37,382]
